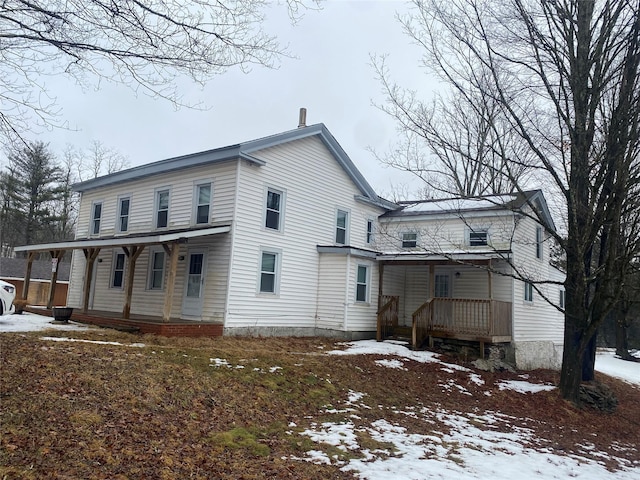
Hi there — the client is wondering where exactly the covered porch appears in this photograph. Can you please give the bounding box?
[376,255,513,354]
[13,226,230,326]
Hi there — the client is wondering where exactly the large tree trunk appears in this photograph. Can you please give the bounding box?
[615,309,634,360]
[581,333,597,381]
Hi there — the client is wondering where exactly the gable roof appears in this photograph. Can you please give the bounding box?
[72,124,394,210]
[382,190,556,231]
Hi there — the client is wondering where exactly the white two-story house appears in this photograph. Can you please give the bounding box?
[15,120,566,369]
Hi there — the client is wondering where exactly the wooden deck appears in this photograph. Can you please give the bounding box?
[25,306,224,337]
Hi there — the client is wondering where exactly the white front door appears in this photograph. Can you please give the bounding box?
[182,250,207,318]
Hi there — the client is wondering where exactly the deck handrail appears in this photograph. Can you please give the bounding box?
[411,298,433,348]
[411,298,512,348]
[376,295,399,341]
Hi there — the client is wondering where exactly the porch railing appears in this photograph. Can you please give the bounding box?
[377,295,399,341]
[411,298,512,348]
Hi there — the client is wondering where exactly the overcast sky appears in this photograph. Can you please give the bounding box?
[39,0,434,197]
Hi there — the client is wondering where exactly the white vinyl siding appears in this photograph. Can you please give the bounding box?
[226,136,383,330]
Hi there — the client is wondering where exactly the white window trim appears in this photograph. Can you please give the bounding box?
[335,208,350,245]
[467,227,489,247]
[193,181,213,226]
[257,247,282,295]
[117,194,131,233]
[154,187,171,230]
[91,201,103,236]
[263,186,286,232]
[110,250,126,289]
[147,247,166,291]
[355,264,370,303]
[524,281,534,303]
[401,231,418,249]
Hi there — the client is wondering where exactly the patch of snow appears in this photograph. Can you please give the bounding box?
[497,380,556,394]
[39,336,145,348]
[401,195,517,214]
[595,351,640,386]
[375,359,407,370]
[0,312,89,333]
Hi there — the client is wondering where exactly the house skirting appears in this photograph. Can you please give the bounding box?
[508,340,564,370]
[223,326,376,341]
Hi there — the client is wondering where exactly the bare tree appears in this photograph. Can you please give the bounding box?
[378,0,640,405]
[0,0,318,146]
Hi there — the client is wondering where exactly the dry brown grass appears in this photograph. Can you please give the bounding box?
[1,330,638,479]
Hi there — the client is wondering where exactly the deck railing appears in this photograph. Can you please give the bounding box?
[411,298,512,348]
[376,295,399,341]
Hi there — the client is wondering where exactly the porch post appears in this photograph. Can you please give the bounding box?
[487,259,493,336]
[46,249,65,309]
[22,251,36,301]
[82,248,101,313]
[162,242,180,322]
[122,245,145,319]
[378,263,384,310]
[428,264,435,299]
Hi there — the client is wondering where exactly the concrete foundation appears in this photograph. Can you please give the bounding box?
[223,326,376,341]
[511,341,563,370]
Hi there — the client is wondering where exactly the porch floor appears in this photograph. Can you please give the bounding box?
[25,306,224,338]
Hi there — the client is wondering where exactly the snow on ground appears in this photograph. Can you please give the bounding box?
[2,316,639,479]
[0,311,88,333]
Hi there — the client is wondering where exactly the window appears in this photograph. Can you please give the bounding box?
[536,226,543,259]
[265,188,283,231]
[356,265,369,302]
[195,183,211,225]
[434,274,451,298]
[366,220,374,244]
[156,189,170,228]
[559,289,566,309]
[91,202,102,235]
[336,210,348,244]
[259,251,279,294]
[118,196,130,233]
[524,281,534,302]
[148,250,165,290]
[111,252,125,288]
[469,228,488,246]
[402,232,417,248]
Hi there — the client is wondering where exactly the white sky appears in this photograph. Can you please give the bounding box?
[37,0,431,197]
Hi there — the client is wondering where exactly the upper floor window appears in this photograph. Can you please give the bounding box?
[469,228,488,246]
[402,232,417,248]
[259,250,280,294]
[195,183,212,225]
[91,202,102,235]
[148,249,165,290]
[356,265,369,302]
[524,281,534,303]
[265,188,283,231]
[366,219,374,244]
[111,252,125,288]
[118,196,130,233]
[336,210,349,244]
[536,226,543,259]
[155,189,170,229]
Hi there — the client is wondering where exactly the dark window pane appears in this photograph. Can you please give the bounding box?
[356,284,367,302]
[197,205,209,224]
[336,228,346,244]
[265,210,280,230]
[120,216,128,232]
[120,199,130,216]
[157,210,168,228]
[113,270,123,288]
[260,273,275,293]
[267,191,280,210]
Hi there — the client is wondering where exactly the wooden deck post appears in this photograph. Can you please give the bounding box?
[22,251,35,301]
[82,248,101,313]
[122,245,145,319]
[162,242,180,322]
[487,259,493,335]
[47,250,65,309]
